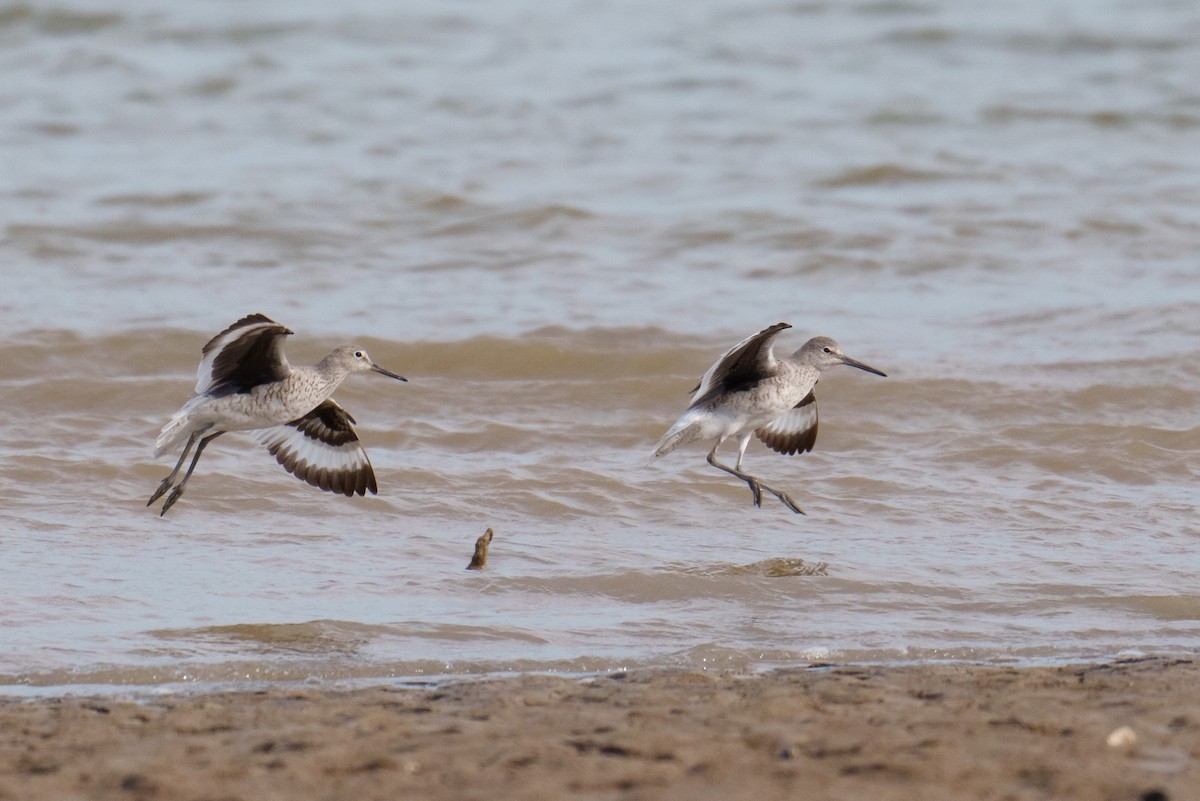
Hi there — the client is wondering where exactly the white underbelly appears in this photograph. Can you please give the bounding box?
[190,392,315,431]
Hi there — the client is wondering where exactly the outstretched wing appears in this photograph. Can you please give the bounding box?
[256,399,379,497]
[196,313,293,397]
[755,390,818,456]
[690,322,791,407]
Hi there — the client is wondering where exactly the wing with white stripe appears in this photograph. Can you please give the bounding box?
[196,313,293,397]
[256,399,378,496]
[690,322,791,406]
[755,390,818,456]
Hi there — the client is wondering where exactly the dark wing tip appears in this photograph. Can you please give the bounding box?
[758,322,791,339]
[223,312,280,334]
[241,312,291,333]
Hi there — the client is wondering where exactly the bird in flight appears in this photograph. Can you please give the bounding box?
[649,322,886,514]
[148,313,406,516]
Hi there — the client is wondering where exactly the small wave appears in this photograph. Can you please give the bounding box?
[96,192,214,208]
[815,164,961,188]
[153,620,550,655]
[425,204,594,238]
[6,221,343,247]
[1,6,122,35]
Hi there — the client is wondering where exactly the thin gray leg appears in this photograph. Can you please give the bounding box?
[706,447,805,515]
[159,431,222,516]
[147,432,199,506]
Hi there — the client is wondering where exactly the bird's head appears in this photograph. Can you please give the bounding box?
[332,346,407,381]
[796,337,887,377]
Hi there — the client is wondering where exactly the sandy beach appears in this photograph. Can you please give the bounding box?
[1,658,1194,801]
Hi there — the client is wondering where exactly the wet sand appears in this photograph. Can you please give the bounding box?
[1,658,1194,801]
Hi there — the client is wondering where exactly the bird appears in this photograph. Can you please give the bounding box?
[648,322,886,514]
[148,313,406,516]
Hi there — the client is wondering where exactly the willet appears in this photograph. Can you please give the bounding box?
[148,313,406,516]
[648,322,886,514]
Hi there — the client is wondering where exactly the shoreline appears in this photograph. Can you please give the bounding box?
[1,658,1194,800]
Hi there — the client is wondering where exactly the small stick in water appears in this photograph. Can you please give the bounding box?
[467,528,493,571]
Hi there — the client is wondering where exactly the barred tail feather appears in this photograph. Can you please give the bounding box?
[154,407,194,457]
[648,418,702,463]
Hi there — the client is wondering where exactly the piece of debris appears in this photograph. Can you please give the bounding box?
[1106,726,1137,748]
[467,528,493,571]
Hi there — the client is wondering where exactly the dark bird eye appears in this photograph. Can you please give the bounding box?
[355,351,364,359]
[822,347,831,353]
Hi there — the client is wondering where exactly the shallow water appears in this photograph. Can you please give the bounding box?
[2,0,1198,692]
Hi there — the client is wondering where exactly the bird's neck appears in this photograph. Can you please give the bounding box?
[303,357,352,396]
